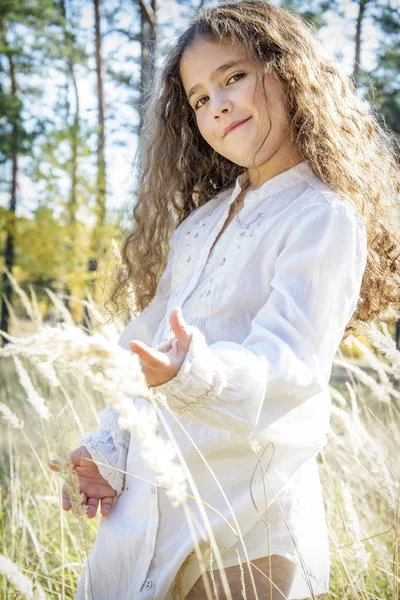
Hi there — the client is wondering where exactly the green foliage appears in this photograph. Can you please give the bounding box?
[280,0,340,28]
[0,0,399,330]
[364,5,400,135]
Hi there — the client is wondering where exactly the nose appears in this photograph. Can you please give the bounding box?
[210,92,233,119]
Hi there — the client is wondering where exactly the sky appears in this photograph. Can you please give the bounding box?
[0,0,383,221]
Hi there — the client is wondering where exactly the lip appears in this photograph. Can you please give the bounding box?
[223,117,251,137]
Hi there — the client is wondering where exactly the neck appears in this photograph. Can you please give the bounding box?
[245,145,304,191]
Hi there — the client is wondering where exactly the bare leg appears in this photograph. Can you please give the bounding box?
[186,554,298,600]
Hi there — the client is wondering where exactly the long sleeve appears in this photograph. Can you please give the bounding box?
[153,199,368,440]
[78,224,182,496]
[77,407,131,497]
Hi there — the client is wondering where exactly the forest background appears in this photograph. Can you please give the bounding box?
[1,0,399,336]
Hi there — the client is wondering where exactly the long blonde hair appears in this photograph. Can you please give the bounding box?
[105,0,400,338]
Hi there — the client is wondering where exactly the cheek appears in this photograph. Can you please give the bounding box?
[236,72,260,106]
[197,117,217,147]
[240,81,259,106]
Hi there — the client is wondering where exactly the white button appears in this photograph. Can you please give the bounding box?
[145,579,153,590]
[147,542,153,552]
[150,486,156,495]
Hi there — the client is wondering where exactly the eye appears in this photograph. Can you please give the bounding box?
[193,72,246,111]
[194,96,208,110]
[227,72,246,85]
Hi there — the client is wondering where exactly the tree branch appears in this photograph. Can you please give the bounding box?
[137,0,156,26]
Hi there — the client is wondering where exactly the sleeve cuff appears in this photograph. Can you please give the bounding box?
[152,326,227,417]
[78,408,131,497]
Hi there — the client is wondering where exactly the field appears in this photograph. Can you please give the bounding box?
[0,287,399,600]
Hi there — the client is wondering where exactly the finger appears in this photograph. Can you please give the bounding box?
[169,308,192,351]
[155,339,173,353]
[129,340,170,369]
[48,458,61,472]
[49,447,85,473]
[100,496,114,517]
[86,496,99,519]
[69,446,89,466]
[62,484,72,511]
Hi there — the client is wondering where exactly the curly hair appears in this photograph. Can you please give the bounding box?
[105,0,400,338]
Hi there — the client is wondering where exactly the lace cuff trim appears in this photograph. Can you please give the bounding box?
[95,409,131,449]
[153,326,226,413]
[78,408,131,497]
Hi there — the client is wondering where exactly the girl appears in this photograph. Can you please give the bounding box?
[48,1,400,598]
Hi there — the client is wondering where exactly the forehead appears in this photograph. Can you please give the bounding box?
[179,37,250,92]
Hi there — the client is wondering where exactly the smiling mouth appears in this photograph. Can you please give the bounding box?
[225,117,251,137]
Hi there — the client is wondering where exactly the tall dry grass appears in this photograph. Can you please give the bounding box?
[0,272,399,599]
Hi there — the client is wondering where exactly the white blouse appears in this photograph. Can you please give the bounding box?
[75,161,367,600]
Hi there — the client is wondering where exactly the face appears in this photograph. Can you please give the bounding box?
[179,36,294,174]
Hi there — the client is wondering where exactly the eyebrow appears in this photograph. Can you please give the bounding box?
[187,59,247,101]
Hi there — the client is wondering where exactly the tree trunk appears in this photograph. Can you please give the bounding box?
[60,0,80,315]
[83,0,107,330]
[138,0,157,138]
[0,28,19,346]
[353,0,369,79]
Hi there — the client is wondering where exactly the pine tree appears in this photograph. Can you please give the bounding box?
[0,0,62,342]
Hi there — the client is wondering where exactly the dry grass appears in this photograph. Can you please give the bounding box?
[0,277,399,599]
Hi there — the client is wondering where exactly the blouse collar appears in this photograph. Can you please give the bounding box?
[231,160,316,203]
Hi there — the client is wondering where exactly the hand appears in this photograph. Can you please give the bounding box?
[48,446,116,518]
[129,307,192,387]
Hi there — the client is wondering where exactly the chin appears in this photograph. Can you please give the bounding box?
[221,151,253,167]
[230,157,257,169]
